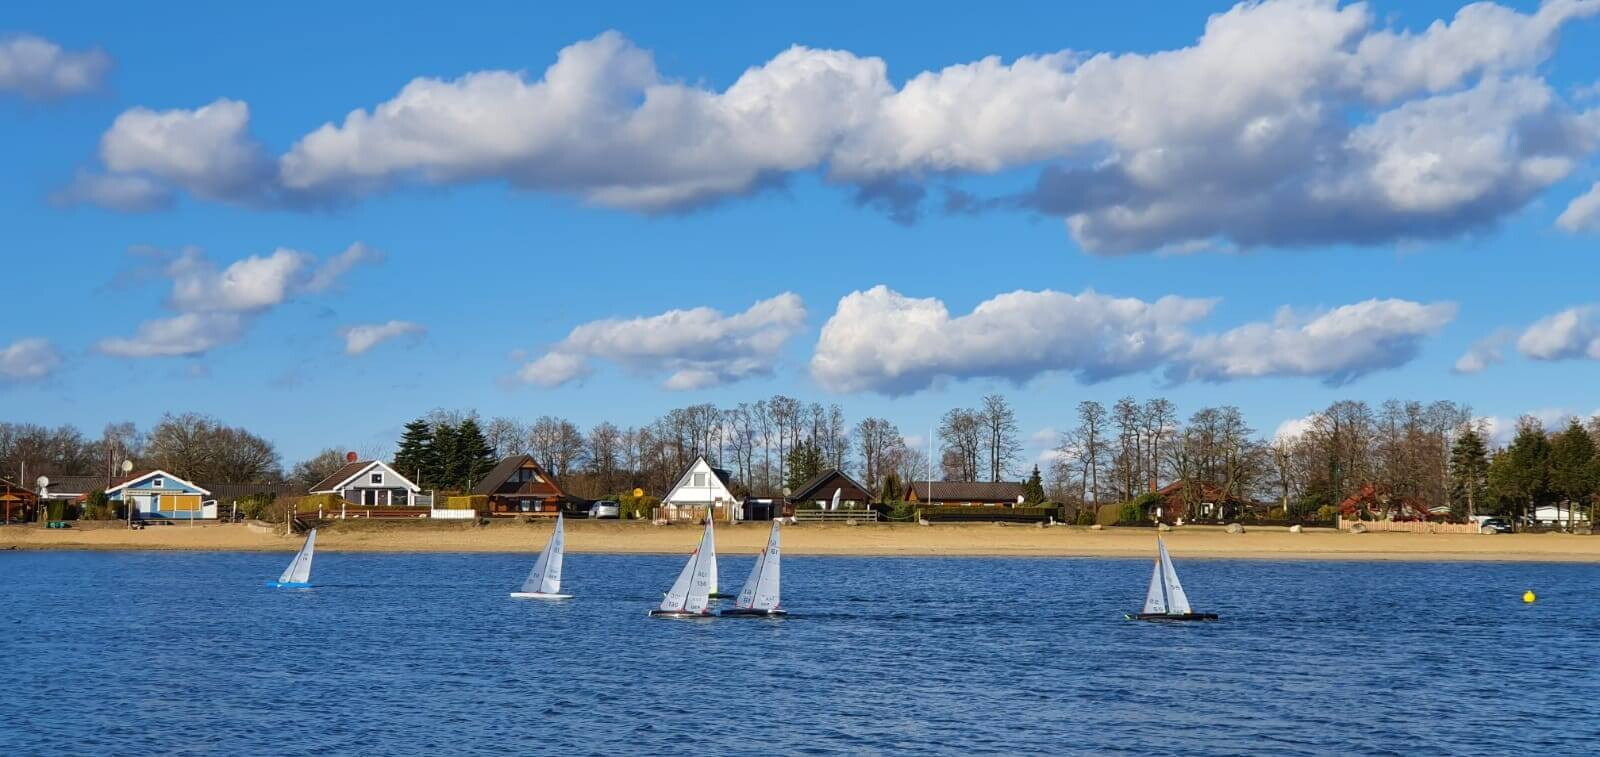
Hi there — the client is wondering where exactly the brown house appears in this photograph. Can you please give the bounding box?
[1,478,39,523]
[1150,479,1250,522]
[788,469,874,512]
[904,481,1026,507]
[473,455,567,516]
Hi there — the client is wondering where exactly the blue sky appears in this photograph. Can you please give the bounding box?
[3,0,1600,466]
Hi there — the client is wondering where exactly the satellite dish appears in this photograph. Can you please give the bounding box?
[121,459,134,473]
[36,475,49,489]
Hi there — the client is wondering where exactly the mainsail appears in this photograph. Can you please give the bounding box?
[659,519,715,614]
[734,520,782,611]
[278,529,316,585]
[520,514,565,594]
[705,515,719,595]
[1141,537,1192,615]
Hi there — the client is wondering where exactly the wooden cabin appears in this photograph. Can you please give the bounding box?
[903,481,1026,507]
[0,478,39,523]
[473,455,567,516]
[788,469,874,514]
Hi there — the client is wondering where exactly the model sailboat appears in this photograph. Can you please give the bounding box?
[705,515,734,599]
[722,520,785,617]
[266,528,316,588]
[650,517,716,618]
[510,513,571,600]
[1127,537,1217,621]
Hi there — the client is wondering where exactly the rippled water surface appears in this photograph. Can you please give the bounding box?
[3,551,1596,755]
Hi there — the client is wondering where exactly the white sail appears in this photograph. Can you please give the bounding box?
[521,514,565,594]
[1141,555,1167,615]
[659,519,715,614]
[830,488,841,511]
[278,529,316,584]
[1157,538,1192,615]
[735,521,782,611]
[684,519,715,614]
[705,516,719,595]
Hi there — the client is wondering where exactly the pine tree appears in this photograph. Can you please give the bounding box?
[455,417,496,490]
[880,471,903,503]
[432,421,462,490]
[784,440,823,493]
[1549,420,1597,528]
[1448,425,1488,520]
[1488,418,1551,522]
[392,418,437,488]
[1022,464,1046,504]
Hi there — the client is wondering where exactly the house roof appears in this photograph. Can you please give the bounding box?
[666,455,734,494]
[1155,479,1246,504]
[105,469,211,497]
[789,468,871,503]
[308,460,420,494]
[908,480,1025,502]
[471,455,564,496]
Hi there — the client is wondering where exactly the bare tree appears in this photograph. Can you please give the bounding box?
[1073,401,1107,505]
[979,394,1021,482]
[854,417,901,492]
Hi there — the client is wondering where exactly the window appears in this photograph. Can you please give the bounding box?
[370,472,383,485]
[152,477,164,489]
[692,473,706,487]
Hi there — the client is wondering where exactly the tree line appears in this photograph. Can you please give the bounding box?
[5,396,1597,522]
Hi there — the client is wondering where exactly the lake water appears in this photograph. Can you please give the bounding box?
[2,551,1596,755]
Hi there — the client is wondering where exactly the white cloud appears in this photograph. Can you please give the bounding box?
[96,313,245,358]
[810,285,1214,394]
[0,338,62,382]
[1174,299,1458,385]
[97,244,380,358]
[1273,414,1318,441]
[519,293,805,389]
[1557,181,1600,232]
[1454,328,1514,374]
[70,3,1600,253]
[340,320,426,355]
[812,287,1455,394]
[0,34,110,98]
[53,171,173,212]
[1516,305,1600,360]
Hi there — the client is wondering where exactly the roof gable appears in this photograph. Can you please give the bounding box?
[106,469,211,497]
[790,468,871,502]
[471,455,565,496]
[663,455,736,504]
[311,460,420,494]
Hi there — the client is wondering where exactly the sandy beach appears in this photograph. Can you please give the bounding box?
[3,520,1596,562]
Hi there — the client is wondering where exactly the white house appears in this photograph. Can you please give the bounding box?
[660,455,738,520]
[1531,503,1590,525]
[106,470,213,520]
[310,459,422,506]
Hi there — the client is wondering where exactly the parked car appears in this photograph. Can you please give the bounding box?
[1479,517,1513,534]
[587,500,620,519]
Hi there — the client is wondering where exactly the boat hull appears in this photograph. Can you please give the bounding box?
[509,592,572,600]
[648,609,712,619]
[709,592,737,599]
[719,608,787,618]
[1126,612,1218,622]
[266,581,310,589]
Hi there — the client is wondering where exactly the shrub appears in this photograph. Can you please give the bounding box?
[616,491,659,521]
[886,500,916,521]
[83,489,115,520]
[1117,502,1143,524]
[1315,504,1341,522]
[1074,509,1095,526]
[239,493,279,522]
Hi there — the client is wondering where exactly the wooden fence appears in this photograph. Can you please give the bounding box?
[792,509,881,523]
[1338,518,1482,534]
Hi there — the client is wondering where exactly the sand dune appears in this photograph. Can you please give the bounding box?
[4,520,1597,562]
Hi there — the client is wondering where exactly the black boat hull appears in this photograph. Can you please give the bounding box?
[648,610,713,619]
[1127,612,1219,622]
[720,608,788,618]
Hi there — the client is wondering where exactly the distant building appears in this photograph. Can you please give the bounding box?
[903,480,1026,507]
[105,470,212,520]
[309,459,422,506]
[788,468,874,512]
[1151,480,1250,522]
[473,455,568,516]
[1,478,39,523]
[660,455,737,520]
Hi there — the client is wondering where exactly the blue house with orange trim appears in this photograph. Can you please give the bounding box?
[106,470,214,520]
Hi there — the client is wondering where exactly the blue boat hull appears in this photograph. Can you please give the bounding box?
[266,581,311,589]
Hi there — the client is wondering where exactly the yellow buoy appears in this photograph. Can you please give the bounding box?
[1523,590,1536,603]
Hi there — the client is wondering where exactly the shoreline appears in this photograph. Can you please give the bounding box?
[4,521,1597,562]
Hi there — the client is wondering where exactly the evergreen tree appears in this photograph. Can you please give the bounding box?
[784,439,824,493]
[880,471,903,503]
[392,418,437,488]
[1549,419,1597,527]
[1448,425,1488,520]
[432,421,462,490]
[455,417,496,490]
[1022,464,1047,504]
[1488,418,1551,522]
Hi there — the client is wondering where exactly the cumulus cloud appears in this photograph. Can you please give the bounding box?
[1557,181,1600,231]
[0,338,62,382]
[1273,414,1318,441]
[96,243,380,358]
[812,286,1454,394]
[1454,328,1515,374]
[0,34,110,98]
[1516,305,1600,360]
[340,320,426,355]
[519,293,806,389]
[1174,300,1458,385]
[69,2,1600,253]
[810,286,1215,394]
